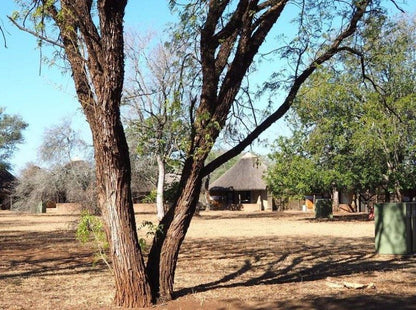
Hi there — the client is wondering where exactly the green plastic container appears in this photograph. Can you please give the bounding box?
[375,202,416,255]
[35,201,47,214]
[315,199,333,219]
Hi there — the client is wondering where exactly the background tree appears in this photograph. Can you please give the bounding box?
[265,133,329,204]
[38,120,97,212]
[12,164,53,212]
[123,32,191,219]
[13,161,96,212]
[266,15,416,205]
[38,119,91,165]
[0,107,27,169]
[13,121,96,213]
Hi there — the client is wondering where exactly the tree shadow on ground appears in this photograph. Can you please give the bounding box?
[305,213,371,222]
[198,211,286,220]
[176,235,416,308]
[0,230,107,280]
[222,294,416,310]
[197,211,372,222]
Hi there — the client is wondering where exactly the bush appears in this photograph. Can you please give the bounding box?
[76,211,110,269]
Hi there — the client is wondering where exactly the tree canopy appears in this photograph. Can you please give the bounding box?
[0,107,27,169]
[266,15,416,202]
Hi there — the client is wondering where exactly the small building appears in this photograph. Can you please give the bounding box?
[0,168,16,210]
[208,153,269,210]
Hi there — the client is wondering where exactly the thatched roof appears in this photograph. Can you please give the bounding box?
[209,153,267,191]
[0,168,15,189]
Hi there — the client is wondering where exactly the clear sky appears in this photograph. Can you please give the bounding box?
[0,1,415,175]
[0,1,173,174]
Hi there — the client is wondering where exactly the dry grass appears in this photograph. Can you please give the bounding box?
[1,205,415,309]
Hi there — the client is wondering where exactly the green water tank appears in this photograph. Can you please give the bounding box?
[315,199,333,219]
[375,202,416,255]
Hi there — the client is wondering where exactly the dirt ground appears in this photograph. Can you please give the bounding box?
[1,205,416,310]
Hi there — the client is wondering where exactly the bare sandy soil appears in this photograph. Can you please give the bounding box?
[1,205,415,310]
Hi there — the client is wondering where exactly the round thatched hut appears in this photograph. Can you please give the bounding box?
[208,153,269,210]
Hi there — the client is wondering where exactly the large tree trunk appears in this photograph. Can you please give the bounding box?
[158,161,203,300]
[42,1,154,307]
[92,113,153,307]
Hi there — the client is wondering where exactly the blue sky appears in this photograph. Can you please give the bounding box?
[0,1,173,174]
[1,1,415,175]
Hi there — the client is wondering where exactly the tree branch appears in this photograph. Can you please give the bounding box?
[203,0,371,176]
[7,16,65,49]
[336,46,402,122]
[0,25,6,48]
[389,0,405,13]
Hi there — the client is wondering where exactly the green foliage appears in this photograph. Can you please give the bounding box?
[142,189,157,203]
[265,135,331,200]
[76,211,110,269]
[141,182,180,204]
[163,181,180,203]
[137,220,164,253]
[266,15,416,202]
[76,212,164,266]
[0,107,28,168]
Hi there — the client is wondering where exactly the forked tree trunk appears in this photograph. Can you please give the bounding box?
[147,0,371,300]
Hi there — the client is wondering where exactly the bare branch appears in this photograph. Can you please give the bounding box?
[7,16,65,49]
[336,46,402,122]
[0,25,6,48]
[389,0,405,13]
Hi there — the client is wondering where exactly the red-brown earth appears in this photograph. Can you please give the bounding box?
[1,204,415,309]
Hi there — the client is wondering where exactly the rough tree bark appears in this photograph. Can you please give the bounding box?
[11,0,153,307]
[59,1,153,307]
[63,1,153,307]
[148,0,372,301]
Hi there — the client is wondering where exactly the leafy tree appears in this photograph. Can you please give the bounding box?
[265,134,327,201]
[0,107,27,168]
[356,15,416,200]
[266,15,416,203]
